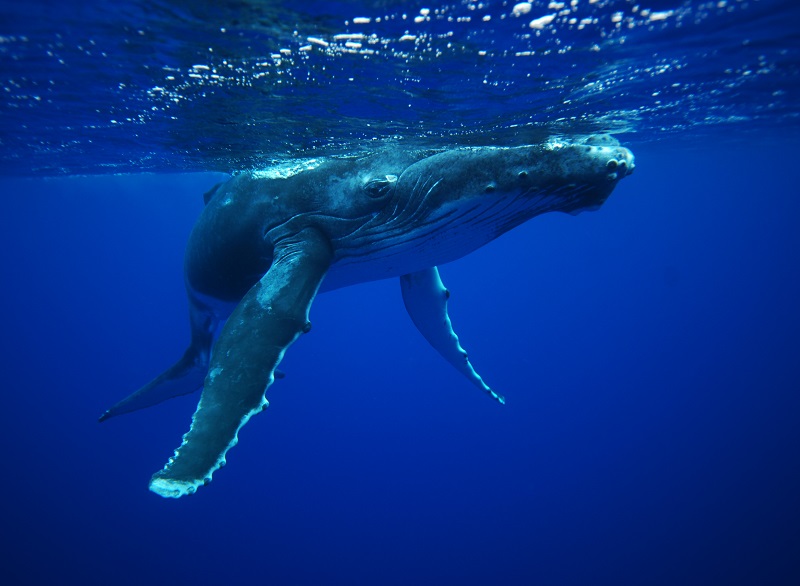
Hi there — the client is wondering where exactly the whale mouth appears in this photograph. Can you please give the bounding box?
[605,150,635,180]
[545,135,635,182]
[606,148,636,179]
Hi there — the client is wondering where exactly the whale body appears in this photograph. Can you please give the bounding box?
[100,136,635,498]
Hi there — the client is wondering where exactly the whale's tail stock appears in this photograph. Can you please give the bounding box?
[98,299,217,422]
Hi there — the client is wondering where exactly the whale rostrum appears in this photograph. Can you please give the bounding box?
[100,136,635,498]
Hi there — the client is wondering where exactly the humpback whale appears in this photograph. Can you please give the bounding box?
[100,136,635,498]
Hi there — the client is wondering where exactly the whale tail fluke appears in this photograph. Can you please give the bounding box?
[99,300,217,422]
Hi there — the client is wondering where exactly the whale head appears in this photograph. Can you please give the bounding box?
[319,136,635,289]
[382,135,634,257]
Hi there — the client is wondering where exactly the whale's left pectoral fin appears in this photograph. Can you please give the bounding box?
[149,228,333,498]
[400,267,505,405]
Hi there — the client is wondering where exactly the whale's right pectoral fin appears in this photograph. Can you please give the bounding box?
[400,266,505,405]
[149,227,333,498]
[98,301,217,422]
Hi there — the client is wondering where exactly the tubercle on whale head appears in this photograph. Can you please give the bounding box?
[537,137,636,215]
[542,135,636,184]
[393,137,635,203]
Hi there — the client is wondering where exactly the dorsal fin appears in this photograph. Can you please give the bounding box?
[203,183,222,205]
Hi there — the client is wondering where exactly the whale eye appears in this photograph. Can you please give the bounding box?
[364,175,396,199]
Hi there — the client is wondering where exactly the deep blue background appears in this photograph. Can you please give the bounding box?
[1,139,799,585]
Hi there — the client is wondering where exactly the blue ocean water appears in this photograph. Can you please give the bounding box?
[1,1,799,585]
